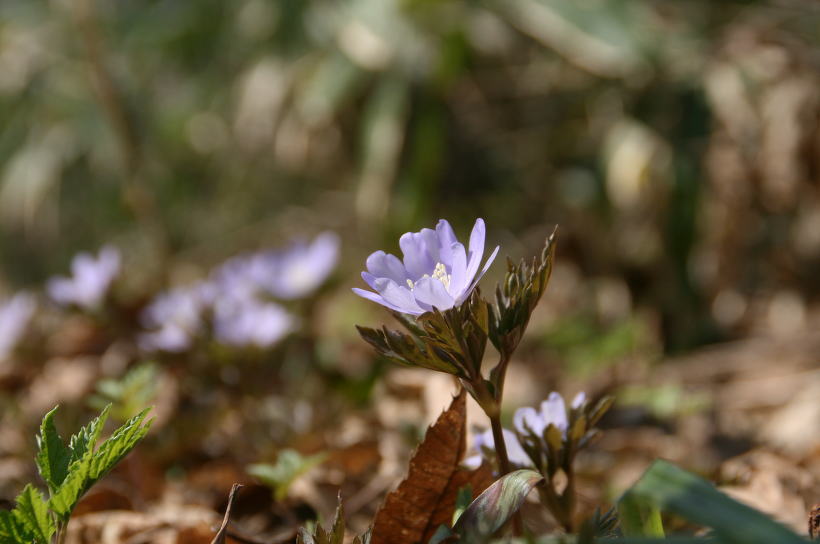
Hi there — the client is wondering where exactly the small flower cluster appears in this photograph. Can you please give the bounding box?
[464,391,588,470]
[139,232,339,352]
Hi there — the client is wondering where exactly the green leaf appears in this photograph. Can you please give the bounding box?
[453,469,543,542]
[49,407,152,521]
[619,490,664,537]
[67,404,111,464]
[0,509,33,543]
[89,363,159,423]
[452,484,473,525]
[627,460,806,544]
[248,449,327,502]
[35,406,71,494]
[296,496,367,544]
[13,485,54,543]
[489,229,557,364]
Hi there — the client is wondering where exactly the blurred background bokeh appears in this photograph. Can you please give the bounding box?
[1,0,820,540]
[4,0,820,350]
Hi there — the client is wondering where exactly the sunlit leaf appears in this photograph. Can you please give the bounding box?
[452,469,543,541]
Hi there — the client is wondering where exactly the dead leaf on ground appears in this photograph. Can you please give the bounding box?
[65,505,222,544]
[370,390,494,544]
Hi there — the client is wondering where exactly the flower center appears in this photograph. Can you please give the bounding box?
[406,262,451,291]
[431,262,451,289]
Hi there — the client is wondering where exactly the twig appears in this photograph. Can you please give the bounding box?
[211,483,243,544]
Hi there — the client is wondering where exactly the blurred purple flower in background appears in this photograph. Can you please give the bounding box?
[353,219,499,315]
[463,428,531,469]
[209,231,339,301]
[0,293,35,361]
[138,231,335,352]
[138,283,212,352]
[258,232,340,299]
[213,297,294,348]
[513,391,587,439]
[47,246,121,310]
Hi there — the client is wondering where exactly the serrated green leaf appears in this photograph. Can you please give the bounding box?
[627,460,806,544]
[453,469,543,542]
[47,453,92,521]
[87,408,151,481]
[35,406,71,494]
[0,509,33,543]
[49,407,151,521]
[13,484,54,543]
[67,404,111,464]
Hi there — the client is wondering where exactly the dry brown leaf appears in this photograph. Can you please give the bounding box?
[371,390,493,544]
[65,505,220,544]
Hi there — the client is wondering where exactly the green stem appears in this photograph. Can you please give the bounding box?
[54,521,68,544]
[488,409,512,476]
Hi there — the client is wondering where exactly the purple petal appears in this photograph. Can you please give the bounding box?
[352,288,407,313]
[513,406,545,436]
[448,242,469,298]
[464,218,487,283]
[400,231,438,279]
[365,250,408,284]
[503,429,533,466]
[462,245,499,299]
[571,392,587,409]
[47,278,75,305]
[471,428,532,468]
[267,232,340,299]
[138,325,191,353]
[462,454,483,469]
[0,293,35,359]
[435,219,457,268]
[540,392,568,434]
[412,276,455,312]
[361,272,381,290]
[375,278,426,314]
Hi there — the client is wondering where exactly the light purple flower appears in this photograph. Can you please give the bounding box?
[213,297,294,348]
[47,246,121,310]
[463,428,532,469]
[137,324,193,353]
[261,232,340,300]
[353,219,499,315]
[0,293,35,361]
[138,283,212,352]
[513,391,587,439]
